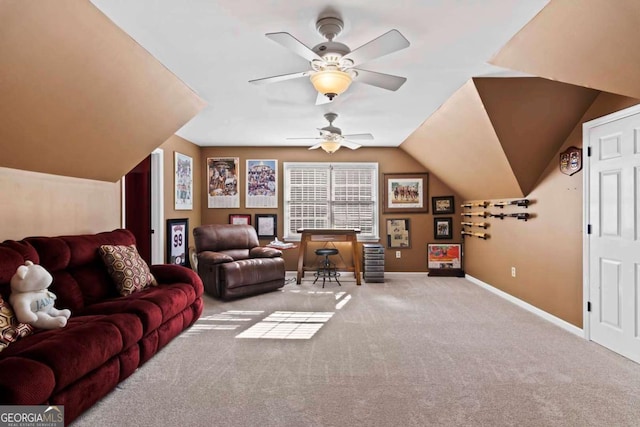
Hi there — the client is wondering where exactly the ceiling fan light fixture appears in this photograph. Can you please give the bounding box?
[310,69,352,100]
[320,140,341,154]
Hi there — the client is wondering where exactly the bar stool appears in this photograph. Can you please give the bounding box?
[313,248,341,288]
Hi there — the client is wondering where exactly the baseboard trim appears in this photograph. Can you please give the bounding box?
[465,274,584,338]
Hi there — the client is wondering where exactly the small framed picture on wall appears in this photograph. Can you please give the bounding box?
[255,214,277,239]
[229,214,251,225]
[386,218,410,248]
[434,217,453,240]
[432,196,454,214]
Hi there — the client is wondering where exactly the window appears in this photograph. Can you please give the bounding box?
[283,162,378,240]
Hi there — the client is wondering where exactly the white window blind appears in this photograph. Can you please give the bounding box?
[283,162,378,240]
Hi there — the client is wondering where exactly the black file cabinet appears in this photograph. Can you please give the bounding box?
[363,244,385,283]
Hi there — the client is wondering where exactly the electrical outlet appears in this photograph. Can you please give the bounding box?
[511,267,516,278]
[396,251,401,258]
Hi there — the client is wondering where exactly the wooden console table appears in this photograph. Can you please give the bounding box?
[296,228,361,285]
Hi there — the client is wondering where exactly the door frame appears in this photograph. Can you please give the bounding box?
[582,103,640,340]
[150,148,164,265]
[121,148,164,265]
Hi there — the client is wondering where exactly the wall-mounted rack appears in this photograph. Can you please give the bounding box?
[461,221,488,229]
[462,230,489,239]
[460,202,488,208]
[489,212,531,221]
[461,212,488,218]
[490,199,530,208]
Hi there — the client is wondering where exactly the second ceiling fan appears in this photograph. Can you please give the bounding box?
[287,113,373,154]
[250,16,410,104]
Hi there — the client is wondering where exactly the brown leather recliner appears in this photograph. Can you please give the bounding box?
[193,224,285,300]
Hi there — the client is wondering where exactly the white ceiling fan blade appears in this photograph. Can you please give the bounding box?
[317,129,334,137]
[308,143,323,150]
[265,32,323,62]
[286,137,322,141]
[249,71,310,85]
[343,133,374,141]
[353,68,407,91]
[341,140,362,150]
[342,29,410,66]
[315,92,333,105]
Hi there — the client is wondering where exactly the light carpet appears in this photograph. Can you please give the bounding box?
[72,274,640,426]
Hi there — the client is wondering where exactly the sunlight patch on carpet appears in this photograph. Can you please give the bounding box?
[236,311,334,340]
[180,311,265,338]
[336,294,351,310]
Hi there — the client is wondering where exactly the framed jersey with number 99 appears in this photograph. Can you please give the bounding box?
[166,218,189,267]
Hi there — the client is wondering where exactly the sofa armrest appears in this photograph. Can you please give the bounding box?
[250,247,283,258]
[150,264,204,297]
[197,251,234,265]
[150,264,200,285]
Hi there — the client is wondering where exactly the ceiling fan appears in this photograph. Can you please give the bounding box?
[287,113,374,154]
[249,16,410,104]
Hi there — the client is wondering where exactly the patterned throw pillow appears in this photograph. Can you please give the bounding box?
[0,295,34,352]
[99,245,157,296]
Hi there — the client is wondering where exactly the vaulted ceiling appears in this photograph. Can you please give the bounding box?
[1,0,639,198]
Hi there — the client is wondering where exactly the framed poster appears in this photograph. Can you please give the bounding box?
[174,152,193,210]
[246,159,278,208]
[229,214,251,225]
[255,214,277,239]
[427,243,461,269]
[432,196,454,214]
[386,218,410,248]
[207,157,239,208]
[434,217,453,240]
[383,173,429,213]
[166,218,189,267]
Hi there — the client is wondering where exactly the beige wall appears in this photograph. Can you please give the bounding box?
[199,146,462,272]
[159,135,203,261]
[464,93,640,328]
[0,167,121,241]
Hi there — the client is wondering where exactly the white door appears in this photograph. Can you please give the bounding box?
[585,104,640,363]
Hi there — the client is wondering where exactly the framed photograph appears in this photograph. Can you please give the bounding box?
[255,214,277,239]
[246,159,278,208]
[229,214,251,225]
[174,152,193,210]
[432,196,454,214]
[434,217,453,240]
[166,218,189,267]
[383,173,429,213]
[427,243,461,270]
[207,157,239,208]
[386,218,410,248]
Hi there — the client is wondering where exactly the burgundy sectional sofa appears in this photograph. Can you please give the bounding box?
[0,229,203,424]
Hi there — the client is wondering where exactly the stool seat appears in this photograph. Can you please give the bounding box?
[313,248,341,288]
[315,248,339,256]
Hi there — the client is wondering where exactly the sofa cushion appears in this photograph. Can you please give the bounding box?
[0,357,55,404]
[221,258,285,289]
[99,245,157,296]
[0,295,34,352]
[1,317,130,393]
[77,298,163,333]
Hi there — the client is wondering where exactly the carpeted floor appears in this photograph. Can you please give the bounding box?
[72,274,640,426]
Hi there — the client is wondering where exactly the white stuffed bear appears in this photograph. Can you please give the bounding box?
[9,261,71,329]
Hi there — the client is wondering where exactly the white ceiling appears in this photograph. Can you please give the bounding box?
[90,0,549,148]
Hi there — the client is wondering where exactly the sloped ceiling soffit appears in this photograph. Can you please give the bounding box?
[400,77,598,201]
[0,0,206,182]
[490,0,640,100]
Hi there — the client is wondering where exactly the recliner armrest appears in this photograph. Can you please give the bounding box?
[197,251,234,265]
[250,247,282,258]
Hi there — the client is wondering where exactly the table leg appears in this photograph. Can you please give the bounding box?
[351,236,361,285]
[296,234,307,284]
